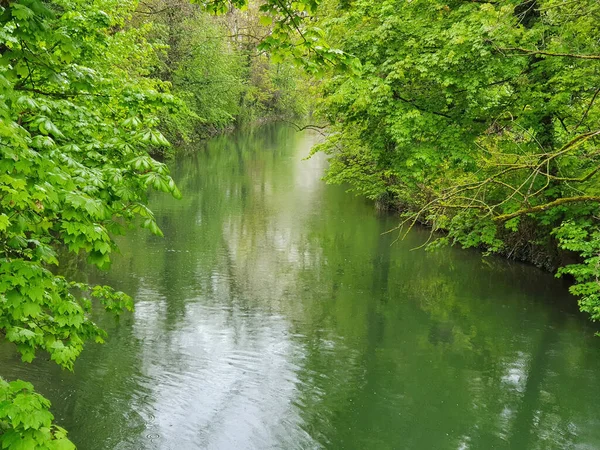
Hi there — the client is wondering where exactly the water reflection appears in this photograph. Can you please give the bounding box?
[2,125,600,449]
[128,289,310,450]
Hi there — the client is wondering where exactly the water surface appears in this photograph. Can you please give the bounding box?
[2,125,600,449]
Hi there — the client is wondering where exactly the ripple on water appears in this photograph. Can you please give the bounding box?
[123,295,314,449]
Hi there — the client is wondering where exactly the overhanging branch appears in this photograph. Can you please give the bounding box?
[494,196,600,222]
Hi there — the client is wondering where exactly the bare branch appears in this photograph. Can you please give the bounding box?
[282,120,329,135]
[576,86,600,129]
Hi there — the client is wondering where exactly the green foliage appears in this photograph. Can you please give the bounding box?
[554,221,600,322]
[240,55,310,123]
[172,13,244,133]
[139,0,312,142]
[311,0,600,323]
[0,380,74,450]
[193,0,358,74]
[0,0,181,446]
[138,1,246,140]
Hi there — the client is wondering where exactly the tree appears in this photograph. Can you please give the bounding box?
[133,0,314,144]
[0,0,180,447]
[312,0,600,322]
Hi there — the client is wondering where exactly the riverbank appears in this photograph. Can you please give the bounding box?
[373,195,579,279]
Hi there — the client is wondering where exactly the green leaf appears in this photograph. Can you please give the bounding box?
[259,16,273,26]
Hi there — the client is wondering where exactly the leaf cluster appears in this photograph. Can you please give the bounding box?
[312,0,600,322]
[0,0,182,446]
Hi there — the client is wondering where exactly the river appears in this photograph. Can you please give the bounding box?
[2,125,600,449]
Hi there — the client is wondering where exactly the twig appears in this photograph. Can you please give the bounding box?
[575,86,600,129]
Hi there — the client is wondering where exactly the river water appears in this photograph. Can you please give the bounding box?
[2,125,600,449]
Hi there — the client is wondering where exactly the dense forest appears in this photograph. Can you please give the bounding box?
[1,0,600,447]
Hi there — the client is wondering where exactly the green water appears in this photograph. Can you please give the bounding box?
[2,125,600,449]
